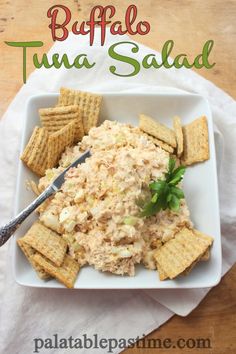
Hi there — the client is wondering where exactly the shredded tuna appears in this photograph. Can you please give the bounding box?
[38,120,192,275]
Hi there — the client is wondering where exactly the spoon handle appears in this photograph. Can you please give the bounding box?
[0,185,55,247]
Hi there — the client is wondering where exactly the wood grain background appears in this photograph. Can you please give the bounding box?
[0,1,235,353]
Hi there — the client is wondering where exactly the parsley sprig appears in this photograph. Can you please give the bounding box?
[141,158,186,217]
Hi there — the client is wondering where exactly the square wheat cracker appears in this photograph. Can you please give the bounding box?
[173,116,183,157]
[139,114,176,148]
[182,251,209,276]
[142,132,174,153]
[39,105,84,142]
[157,264,169,281]
[150,137,174,154]
[193,229,213,245]
[21,126,39,162]
[22,221,67,266]
[181,116,209,165]
[154,227,213,279]
[17,238,50,280]
[157,235,211,279]
[200,248,210,261]
[58,87,102,134]
[21,127,49,176]
[181,247,211,276]
[32,253,80,288]
[47,120,76,168]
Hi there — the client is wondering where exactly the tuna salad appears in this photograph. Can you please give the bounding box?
[38,120,192,276]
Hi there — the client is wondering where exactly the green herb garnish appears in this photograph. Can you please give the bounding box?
[141,158,186,217]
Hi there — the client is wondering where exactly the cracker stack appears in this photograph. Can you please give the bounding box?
[139,113,210,165]
[154,227,213,281]
[21,88,102,176]
[39,105,84,140]
[17,222,80,288]
[140,114,176,149]
[58,87,102,134]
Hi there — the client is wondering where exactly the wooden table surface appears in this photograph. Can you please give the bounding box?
[0,1,235,353]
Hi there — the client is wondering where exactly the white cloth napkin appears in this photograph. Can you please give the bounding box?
[0,31,236,353]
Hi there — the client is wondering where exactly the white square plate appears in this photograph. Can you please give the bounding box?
[13,91,221,289]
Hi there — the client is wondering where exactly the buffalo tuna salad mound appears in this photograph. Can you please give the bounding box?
[38,120,192,276]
